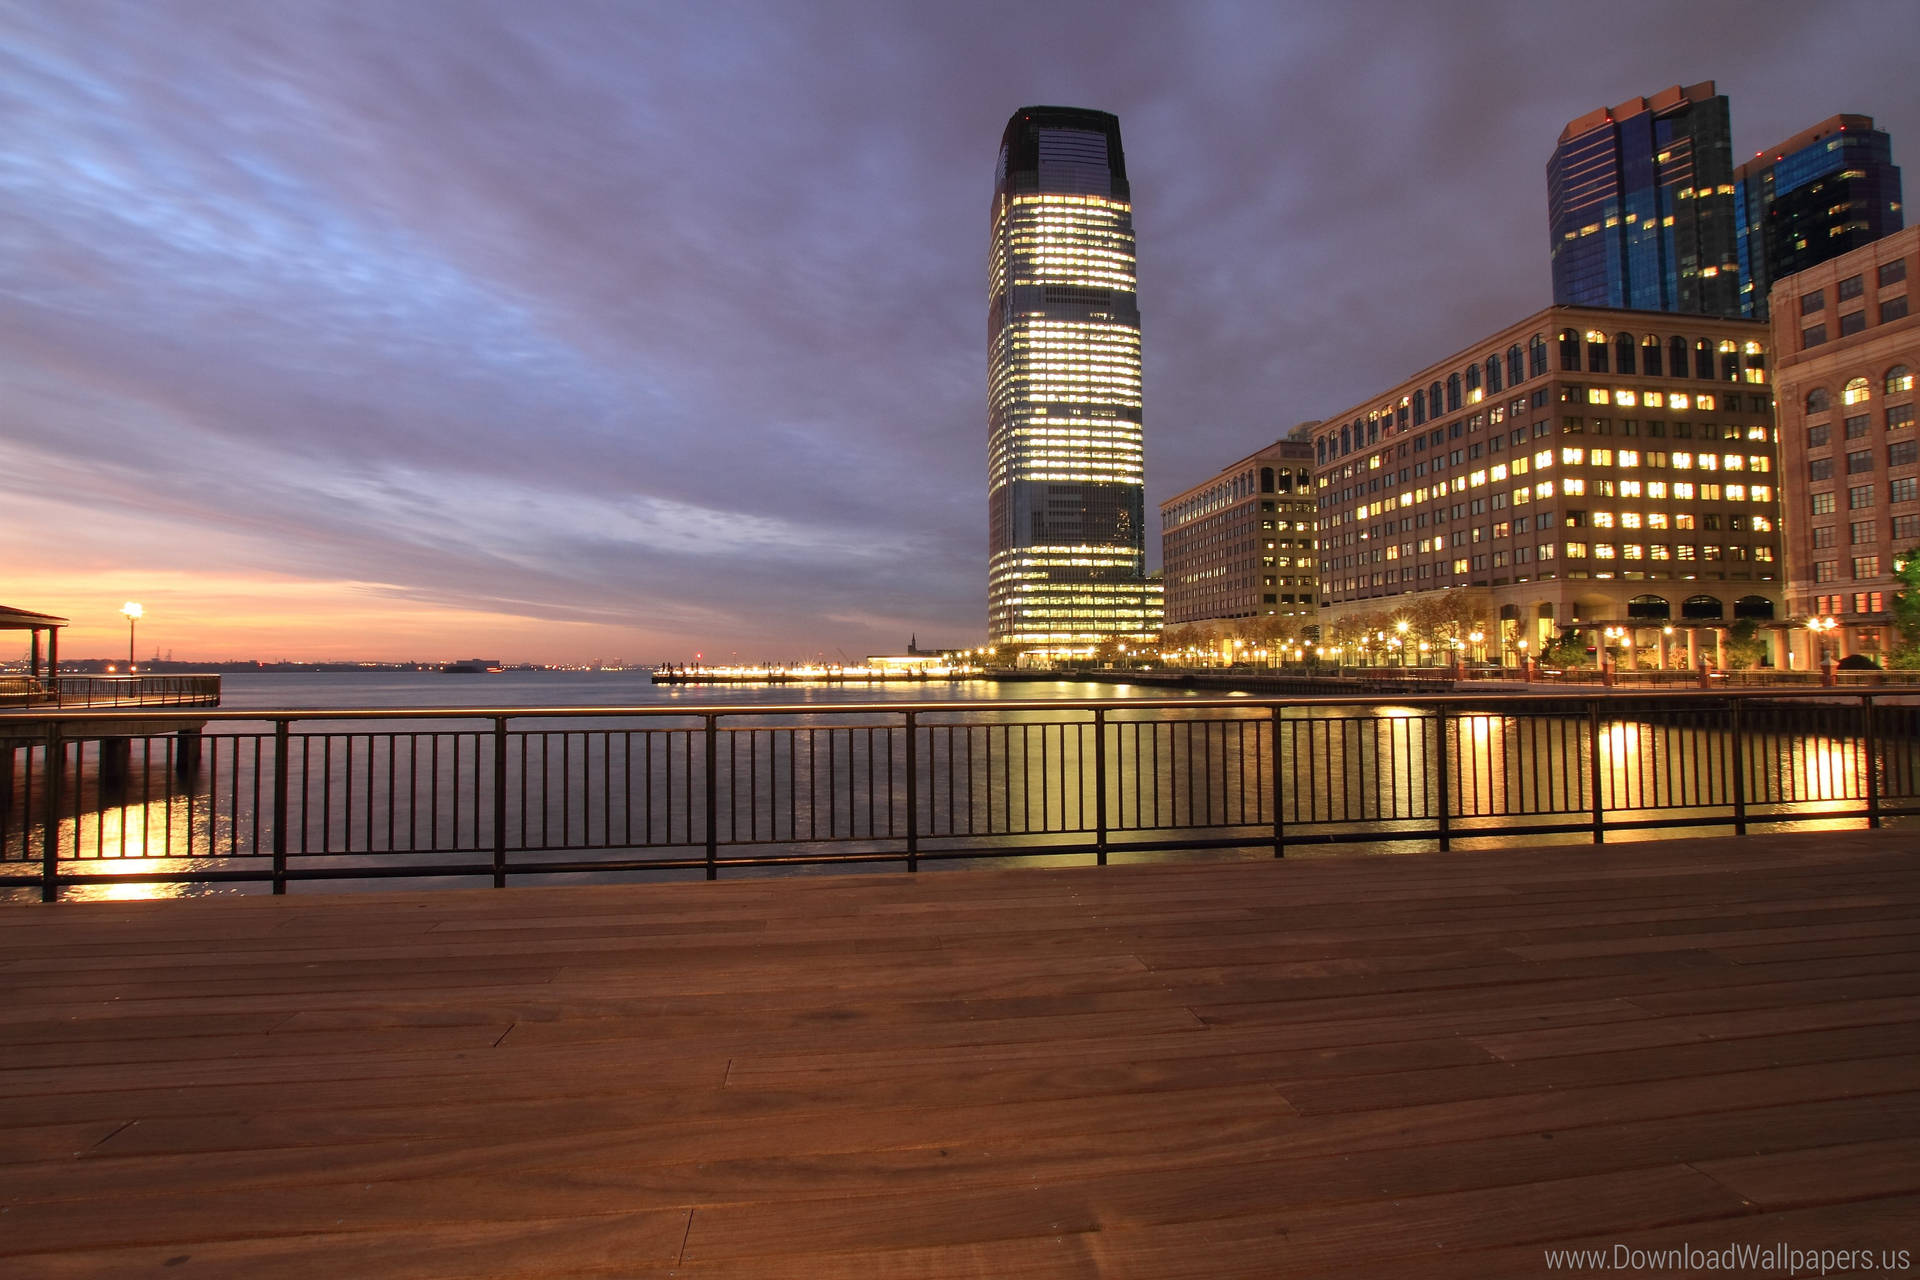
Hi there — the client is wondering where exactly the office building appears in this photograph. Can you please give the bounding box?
[1771,225,1918,665]
[987,106,1161,654]
[1736,115,1904,321]
[1161,430,1317,628]
[1312,304,1783,667]
[1549,83,1741,318]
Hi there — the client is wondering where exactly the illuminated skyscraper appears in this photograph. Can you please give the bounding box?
[988,106,1161,652]
[1549,82,1741,317]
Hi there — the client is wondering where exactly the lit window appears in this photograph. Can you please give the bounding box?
[1614,389,1636,408]
[1844,378,1871,406]
[1589,388,1610,405]
[1696,394,1715,411]
[1668,394,1691,410]
[1562,447,1584,465]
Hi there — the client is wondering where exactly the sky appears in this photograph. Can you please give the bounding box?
[3,0,1917,664]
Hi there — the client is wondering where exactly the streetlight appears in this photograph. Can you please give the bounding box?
[1808,616,1837,670]
[1468,630,1485,664]
[120,602,143,671]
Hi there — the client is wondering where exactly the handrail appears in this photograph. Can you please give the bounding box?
[14,683,1916,726]
[3,691,1913,900]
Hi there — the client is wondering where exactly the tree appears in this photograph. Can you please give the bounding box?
[1888,545,1920,668]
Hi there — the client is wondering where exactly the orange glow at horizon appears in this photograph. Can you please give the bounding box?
[3,568,675,665]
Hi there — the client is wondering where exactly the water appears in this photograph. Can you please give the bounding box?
[211,670,1198,714]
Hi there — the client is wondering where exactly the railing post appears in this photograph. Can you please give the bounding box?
[1588,700,1606,844]
[1433,703,1451,852]
[704,714,718,880]
[1861,694,1881,830]
[1270,705,1286,858]
[904,710,918,873]
[272,719,289,894]
[40,724,61,903]
[1729,696,1748,837]
[492,717,508,888]
[1093,707,1108,867]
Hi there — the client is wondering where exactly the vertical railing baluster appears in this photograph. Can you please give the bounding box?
[1729,697,1748,836]
[40,726,61,902]
[1588,699,1605,844]
[1862,694,1881,829]
[272,719,289,894]
[1094,707,1108,867]
[905,711,919,872]
[492,718,508,887]
[704,714,718,880]
[1270,707,1286,857]
[1434,703,1452,852]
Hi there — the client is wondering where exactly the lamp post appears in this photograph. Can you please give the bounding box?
[120,602,143,672]
[1808,616,1837,684]
[1517,637,1533,682]
[1468,630,1485,665]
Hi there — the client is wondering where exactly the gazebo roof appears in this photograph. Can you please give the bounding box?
[0,605,70,630]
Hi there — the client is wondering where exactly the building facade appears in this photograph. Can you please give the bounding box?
[1772,225,1918,665]
[987,106,1160,653]
[1549,82,1741,318]
[1160,432,1317,628]
[1312,305,1783,667]
[1736,115,1904,321]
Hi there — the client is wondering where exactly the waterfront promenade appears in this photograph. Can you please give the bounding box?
[2,828,1915,1276]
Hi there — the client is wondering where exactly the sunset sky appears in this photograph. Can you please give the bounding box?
[4,0,1917,664]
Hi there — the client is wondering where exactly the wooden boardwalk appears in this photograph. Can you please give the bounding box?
[2,830,1917,1277]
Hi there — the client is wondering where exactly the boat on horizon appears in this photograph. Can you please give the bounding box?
[440,658,503,674]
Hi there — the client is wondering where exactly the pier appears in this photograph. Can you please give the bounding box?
[1,828,1914,1274]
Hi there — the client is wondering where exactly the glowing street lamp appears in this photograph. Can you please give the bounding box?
[1807,615,1838,663]
[120,602,143,671]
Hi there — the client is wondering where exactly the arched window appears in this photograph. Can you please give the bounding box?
[1486,355,1501,394]
[1316,437,1328,465]
[1681,594,1724,620]
[1615,332,1636,375]
[1806,388,1830,413]
[1529,334,1548,377]
[1719,339,1738,382]
[1694,340,1714,381]
[1626,594,1670,620]
[1733,596,1775,621]
[1259,467,1274,493]
[1669,335,1688,377]
[1586,329,1609,373]
[1446,373,1462,410]
[1642,334,1663,377]
[1428,382,1443,418]
[1843,377,1870,406]
[1465,364,1481,400]
[1507,344,1525,386]
[1340,425,1351,455]
[1558,329,1580,371]
[1888,365,1914,394]
[1412,393,1426,426]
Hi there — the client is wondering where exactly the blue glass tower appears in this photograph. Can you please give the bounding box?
[1548,82,1741,318]
[1735,115,1904,320]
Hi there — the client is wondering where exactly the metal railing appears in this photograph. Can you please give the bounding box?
[0,674,224,710]
[2,691,1915,898]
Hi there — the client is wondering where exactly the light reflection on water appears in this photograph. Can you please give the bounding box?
[6,674,1912,900]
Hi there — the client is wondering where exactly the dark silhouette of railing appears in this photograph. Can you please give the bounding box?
[2,692,1914,899]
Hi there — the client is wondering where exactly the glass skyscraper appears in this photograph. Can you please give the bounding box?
[1735,115,1903,320]
[987,106,1160,651]
[1548,82,1741,318]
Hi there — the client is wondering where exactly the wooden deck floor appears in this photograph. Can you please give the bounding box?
[2,830,1917,1277]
